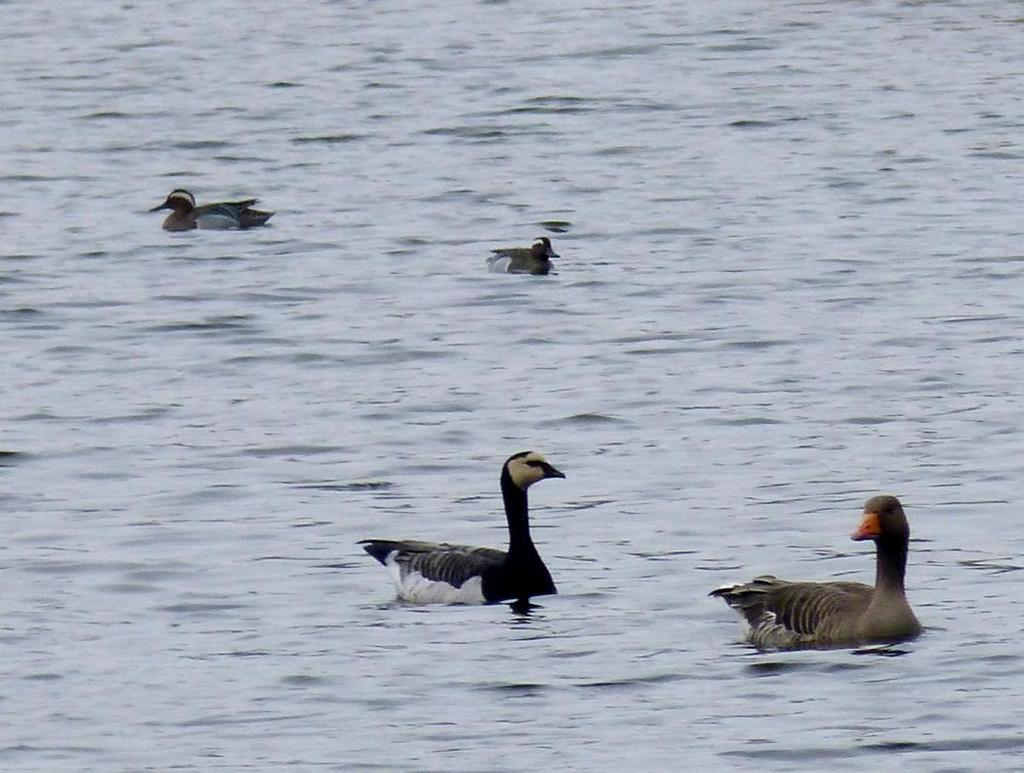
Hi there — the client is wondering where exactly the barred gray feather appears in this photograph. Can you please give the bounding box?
[360,540,505,588]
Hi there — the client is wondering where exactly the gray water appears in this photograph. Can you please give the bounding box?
[3,0,1024,770]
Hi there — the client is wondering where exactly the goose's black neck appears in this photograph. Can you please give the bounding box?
[875,536,909,593]
[501,466,534,555]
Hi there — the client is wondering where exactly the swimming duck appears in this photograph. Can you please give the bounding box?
[487,237,559,275]
[149,189,273,231]
[360,451,565,609]
[710,495,921,650]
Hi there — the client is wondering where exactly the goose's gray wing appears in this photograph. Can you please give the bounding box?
[360,540,506,602]
[711,575,873,649]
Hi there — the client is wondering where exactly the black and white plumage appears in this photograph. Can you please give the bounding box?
[360,451,565,607]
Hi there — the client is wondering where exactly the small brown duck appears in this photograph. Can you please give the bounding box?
[710,495,922,650]
[487,237,559,275]
[150,189,273,231]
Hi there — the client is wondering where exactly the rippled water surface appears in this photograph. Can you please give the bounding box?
[3,1,1024,770]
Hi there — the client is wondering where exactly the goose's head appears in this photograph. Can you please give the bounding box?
[150,189,196,213]
[852,495,909,543]
[531,237,559,260]
[505,451,565,490]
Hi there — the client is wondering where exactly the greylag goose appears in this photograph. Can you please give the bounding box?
[487,237,559,275]
[710,495,921,650]
[360,451,565,608]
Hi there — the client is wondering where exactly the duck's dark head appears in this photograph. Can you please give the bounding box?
[150,189,196,213]
[851,495,909,543]
[505,451,565,490]
[531,237,559,260]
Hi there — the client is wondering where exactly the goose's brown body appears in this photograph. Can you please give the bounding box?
[711,495,921,650]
